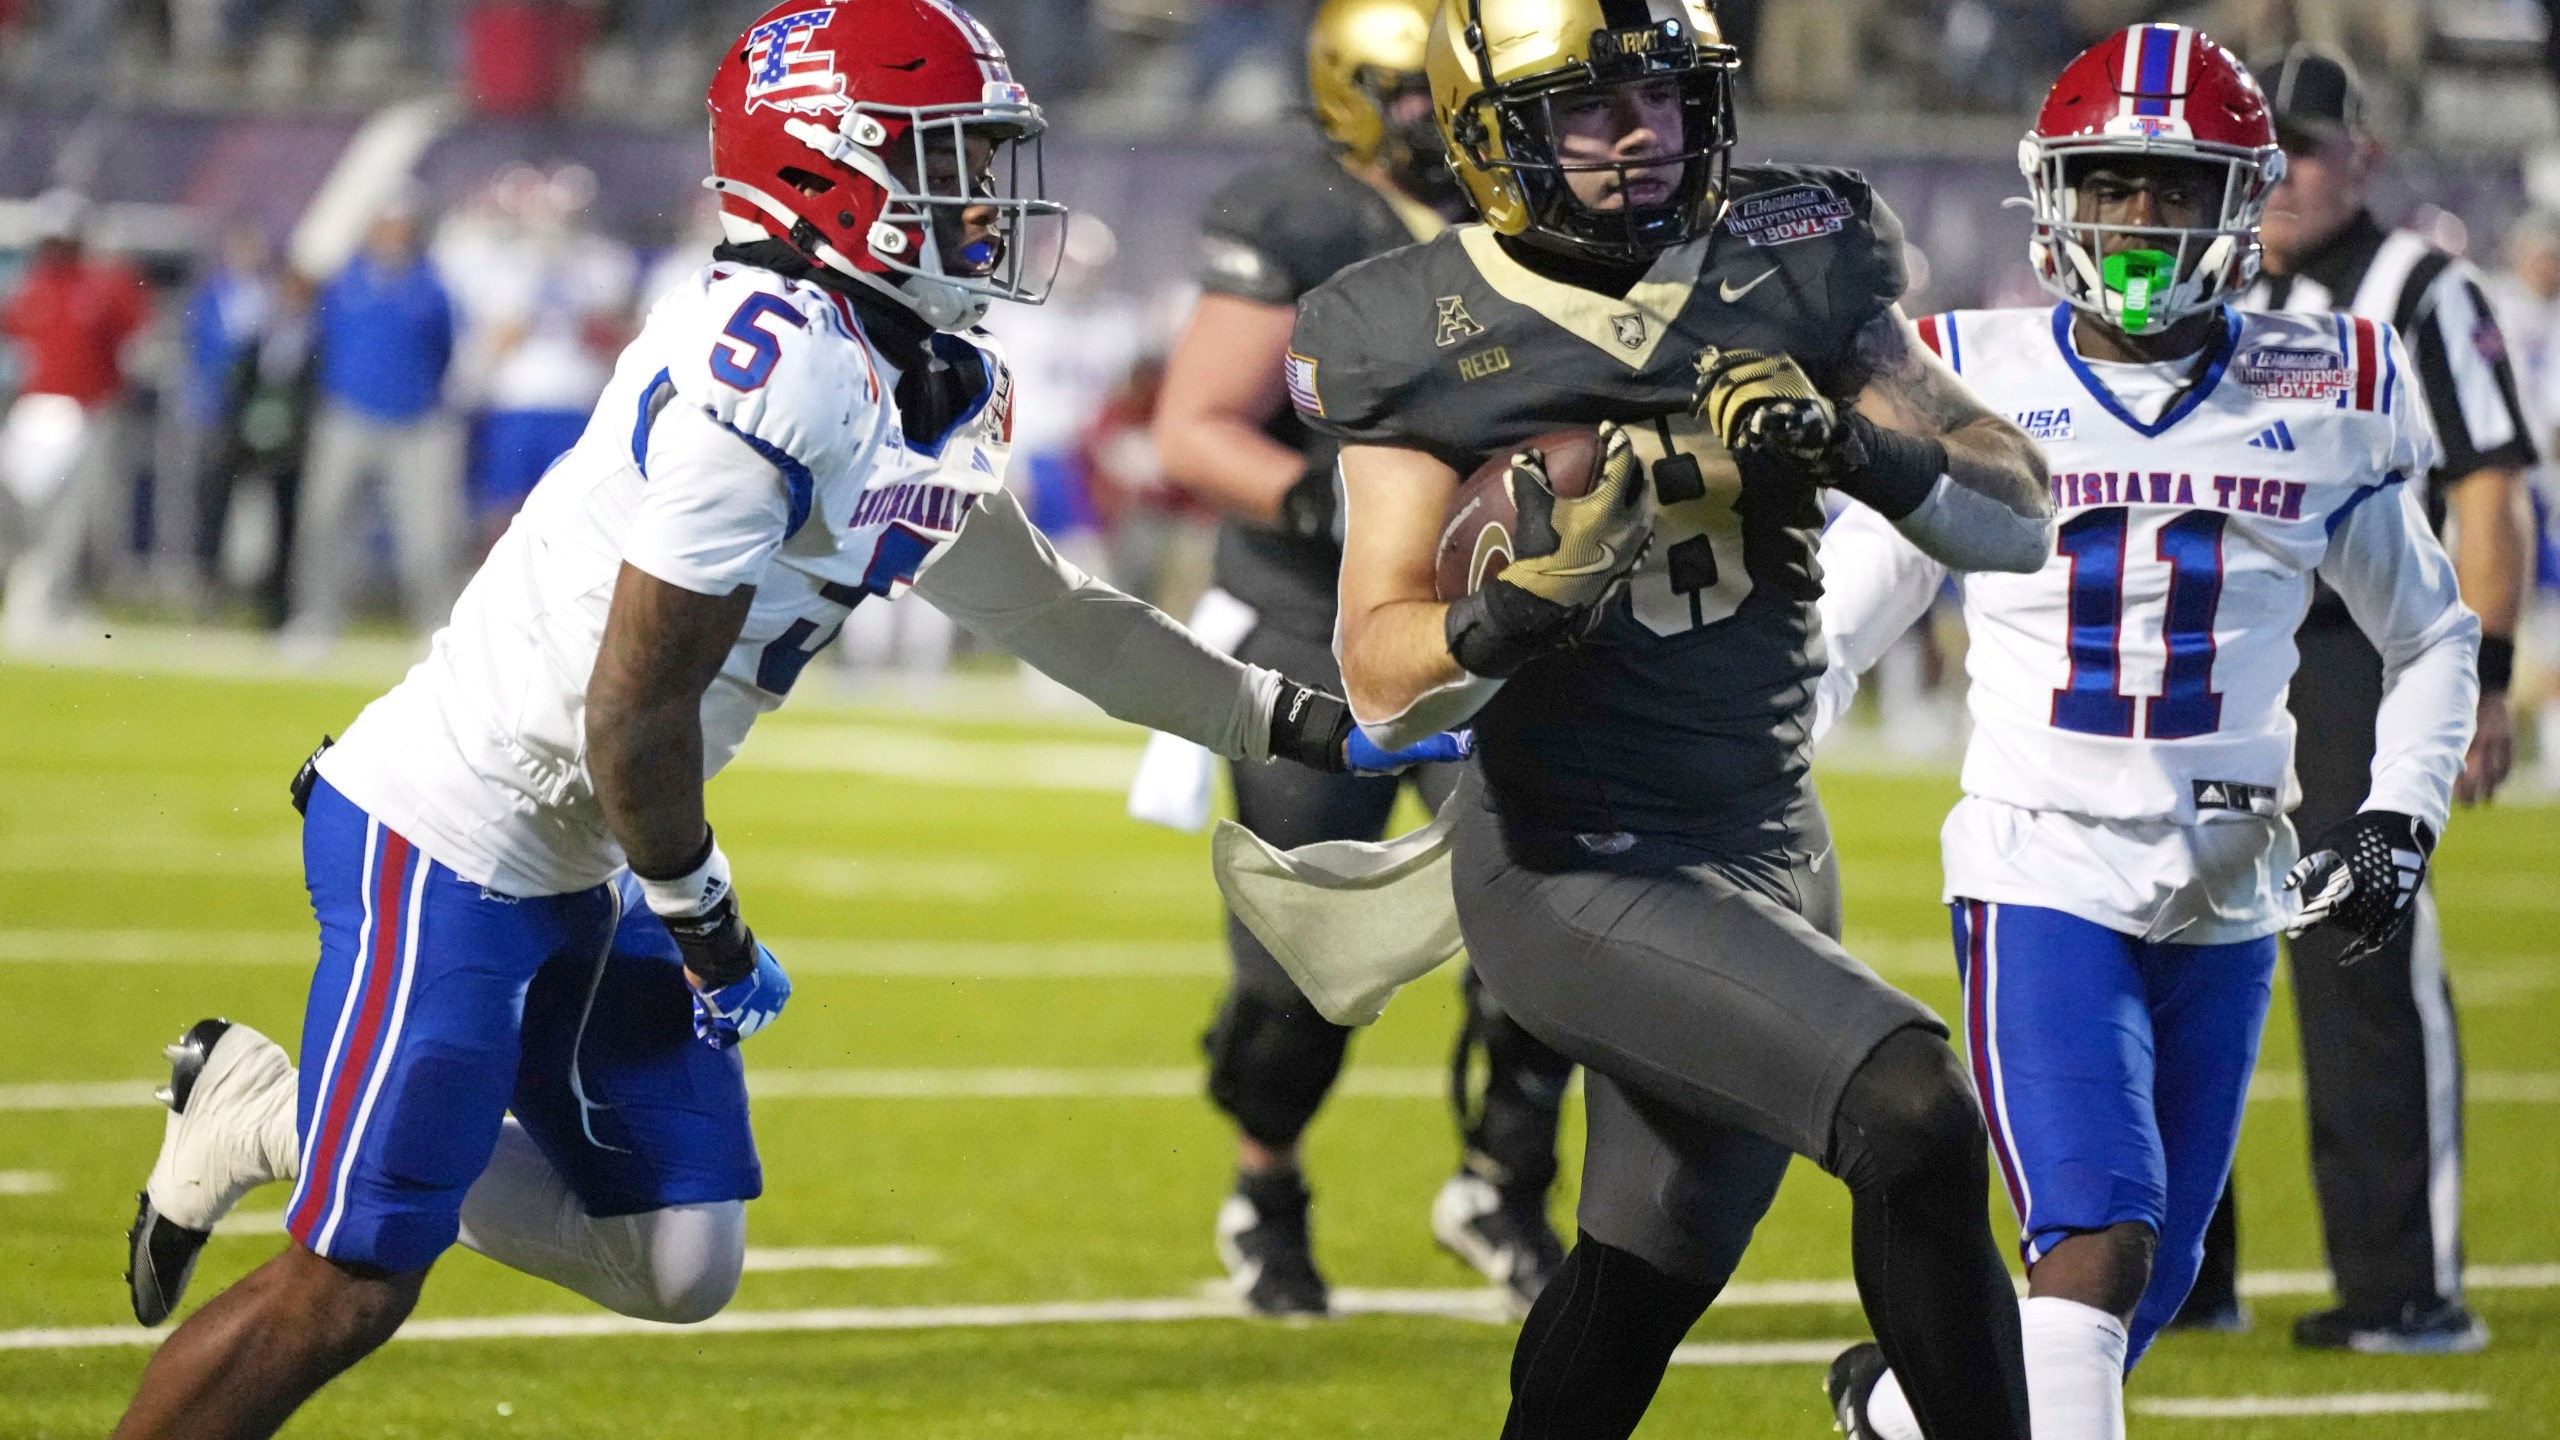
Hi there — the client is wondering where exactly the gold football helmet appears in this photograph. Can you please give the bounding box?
[1425,0,1738,264]
[1309,0,1461,205]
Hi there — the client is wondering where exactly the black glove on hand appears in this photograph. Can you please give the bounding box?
[634,833,763,990]
[1265,682,1356,774]
[1693,347,1945,520]
[1275,461,1339,544]
[1444,422,1652,678]
[2284,810,2436,964]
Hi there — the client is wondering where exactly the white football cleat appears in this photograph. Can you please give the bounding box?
[1431,1171,1565,1313]
[125,1018,301,1324]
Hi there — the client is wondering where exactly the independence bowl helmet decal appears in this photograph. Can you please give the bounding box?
[2019,24,2284,336]
[705,0,1069,330]
[1425,0,1738,266]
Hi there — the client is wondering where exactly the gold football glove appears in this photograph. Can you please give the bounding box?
[1445,422,1654,677]
[1693,347,1839,458]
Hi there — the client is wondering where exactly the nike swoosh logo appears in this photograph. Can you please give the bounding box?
[1719,268,1778,303]
[1542,541,1621,578]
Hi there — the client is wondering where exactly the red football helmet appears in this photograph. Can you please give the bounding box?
[2018,25,2284,335]
[705,0,1066,330]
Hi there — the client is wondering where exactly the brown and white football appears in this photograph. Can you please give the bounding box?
[1433,427,1605,602]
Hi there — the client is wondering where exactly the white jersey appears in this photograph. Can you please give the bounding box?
[319,261,1019,896]
[1818,305,2479,941]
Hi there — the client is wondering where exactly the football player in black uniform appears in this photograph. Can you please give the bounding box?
[1155,0,1575,1318]
[1289,2,2055,1435]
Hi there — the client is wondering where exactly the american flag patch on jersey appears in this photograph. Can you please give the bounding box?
[1285,351,1323,417]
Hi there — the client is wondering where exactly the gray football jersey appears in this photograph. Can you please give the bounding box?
[1195,153,1442,646]
[1289,164,1907,842]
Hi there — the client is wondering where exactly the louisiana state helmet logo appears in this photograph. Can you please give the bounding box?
[743,8,845,114]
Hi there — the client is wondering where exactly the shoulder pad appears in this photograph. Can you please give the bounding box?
[667,266,883,477]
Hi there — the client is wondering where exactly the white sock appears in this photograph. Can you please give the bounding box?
[2020,1295,2129,1440]
[1859,1297,2128,1440]
[454,1118,747,1324]
[1864,1367,1924,1440]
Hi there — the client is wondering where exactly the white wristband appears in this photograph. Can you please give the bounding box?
[635,838,732,920]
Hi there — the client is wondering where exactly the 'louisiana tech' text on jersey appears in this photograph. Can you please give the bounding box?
[1819,303,2477,938]
[316,260,1016,896]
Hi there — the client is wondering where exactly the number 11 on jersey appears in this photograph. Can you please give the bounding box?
[2052,506,2228,740]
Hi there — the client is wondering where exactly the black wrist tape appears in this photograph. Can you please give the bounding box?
[1268,683,1353,772]
[2478,634,2514,694]
[1830,413,1947,521]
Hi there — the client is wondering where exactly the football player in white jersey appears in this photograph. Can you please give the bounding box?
[1815,26,2479,1440]
[107,5,1461,1436]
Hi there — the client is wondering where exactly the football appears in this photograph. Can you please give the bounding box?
[1432,427,1605,601]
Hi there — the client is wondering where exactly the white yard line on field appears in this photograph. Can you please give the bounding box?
[1669,1340,1862,1365]
[2131,1392,2491,1419]
[20,1065,2560,1113]
[0,1170,57,1195]
[738,1246,943,1272]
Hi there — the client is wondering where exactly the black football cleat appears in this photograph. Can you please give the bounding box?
[1215,1169,1330,1318]
[1431,1172,1565,1311]
[126,1019,232,1325]
[1825,1342,1890,1438]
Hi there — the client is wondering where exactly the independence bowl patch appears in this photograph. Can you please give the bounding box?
[2235,347,2349,401]
[1724,185,1855,247]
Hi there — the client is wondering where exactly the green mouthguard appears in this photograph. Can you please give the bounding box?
[2101,249,2176,331]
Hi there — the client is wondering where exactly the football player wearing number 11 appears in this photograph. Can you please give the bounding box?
[106,4,1461,1438]
[1813,27,2480,1440]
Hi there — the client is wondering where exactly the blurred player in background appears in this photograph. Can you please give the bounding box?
[1293,1,2057,1433]
[1813,28,2480,1438]
[1151,0,1571,1318]
[0,189,149,641]
[110,6,1459,1437]
[2169,45,2539,1352]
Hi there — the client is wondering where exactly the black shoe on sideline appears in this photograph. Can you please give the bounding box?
[2292,1298,2488,1354]
[1825,1342,1890,1438]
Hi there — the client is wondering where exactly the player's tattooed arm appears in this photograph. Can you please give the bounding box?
[587,564,757,877]
[1849,306,2050,522]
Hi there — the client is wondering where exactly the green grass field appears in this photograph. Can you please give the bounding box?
[2,645,2555,1437]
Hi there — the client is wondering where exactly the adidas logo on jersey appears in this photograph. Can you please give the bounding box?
[2247,420,2297,452]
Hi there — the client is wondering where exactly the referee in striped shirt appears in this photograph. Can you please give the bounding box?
[2176,46,2533,1353]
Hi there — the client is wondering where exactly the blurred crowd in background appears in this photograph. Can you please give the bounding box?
[1,0,2558,789]
[0,1,2554,125]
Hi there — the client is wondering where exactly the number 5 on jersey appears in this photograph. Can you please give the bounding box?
[710,293,808,391]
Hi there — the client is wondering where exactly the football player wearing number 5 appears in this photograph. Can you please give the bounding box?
[107,5,1461,1438]
[1290,1,2054,1435]
[1812,28,2479,1440]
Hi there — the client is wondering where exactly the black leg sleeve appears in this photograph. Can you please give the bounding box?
[1830,1027,2031,1440]
[1502,1234,1715,1440]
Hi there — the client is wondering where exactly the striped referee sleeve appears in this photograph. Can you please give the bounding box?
[2403,261,2539,480]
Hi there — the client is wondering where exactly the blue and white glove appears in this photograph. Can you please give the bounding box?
[1346,726,1474,776]
[691,942,792,1049]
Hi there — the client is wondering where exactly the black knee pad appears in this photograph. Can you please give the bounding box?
[1826,1026,1986,1195]
[1203,985,1351,1148]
